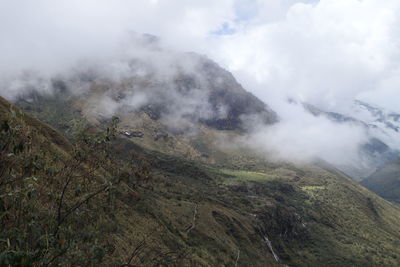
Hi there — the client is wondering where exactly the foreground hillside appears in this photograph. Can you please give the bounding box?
[362,159,400,205]
[2,94,400,266]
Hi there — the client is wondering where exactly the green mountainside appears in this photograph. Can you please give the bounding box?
[1,90,400,267]
[2,47,400,267]
[362,159,400,205]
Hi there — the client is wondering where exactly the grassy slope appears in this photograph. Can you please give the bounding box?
[5,94,400,266]
[209,163,400,266]
[362,159,400,204]
[2,96,279,266]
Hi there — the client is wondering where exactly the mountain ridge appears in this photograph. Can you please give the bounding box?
[302,101,400,180]
[2,50,400,265]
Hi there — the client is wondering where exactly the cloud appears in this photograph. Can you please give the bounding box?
[1,0,400,175]
[243,104,369,166]
[0,0,235,76]
[2,0,400,110]
[207,0,400,168]
[212,0,400,113]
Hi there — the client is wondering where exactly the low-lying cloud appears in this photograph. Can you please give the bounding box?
[244,104,369,166]
[1,0,400,177]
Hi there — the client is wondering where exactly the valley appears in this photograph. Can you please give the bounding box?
[2,80,400,265]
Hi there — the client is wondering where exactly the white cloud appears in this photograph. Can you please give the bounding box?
[244,106,368,166]
[1,0,400,171]
[2,0,399,110]
[212,0,400,113]
[0,0,235,75]
[208,0,400,166]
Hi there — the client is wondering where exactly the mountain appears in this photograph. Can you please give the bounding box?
[2,45,400,265]
[2,95,284,266]
[14,42,278,163]
[362,159,400,205]
[4,92,400,266]
[353,100,400,134]
[23,37,277,132]
[302,101,400,180]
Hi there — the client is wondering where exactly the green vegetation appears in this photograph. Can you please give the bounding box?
[0,96,277,266]
[2,94,400,266]
[218,169,275,184]
[0,97,149,265]
[213,164,400,266]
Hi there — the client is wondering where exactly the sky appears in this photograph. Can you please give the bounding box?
[1,0,399,111]
[0,0,399,167]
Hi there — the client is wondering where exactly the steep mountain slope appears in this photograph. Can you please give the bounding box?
[0,96,150,265]
[0,96,281,266]
[12,37,277,133]
[4,89,400,266]
[362,159,400,205]
[3,41,400,265]
[14,44,278,164]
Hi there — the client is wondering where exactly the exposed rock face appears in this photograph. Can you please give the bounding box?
[126,52,278,131]
[8,34,278,134]
[19,53,277,135]
[257,203,309,242]
[189,54,277,130]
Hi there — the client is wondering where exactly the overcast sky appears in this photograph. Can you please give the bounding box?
[1,0,399,166]
[1,0,399,112]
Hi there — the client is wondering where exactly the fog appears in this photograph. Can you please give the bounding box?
[1,0,400,172]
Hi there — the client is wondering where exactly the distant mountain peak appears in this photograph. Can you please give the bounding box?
[299,100,400,180]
